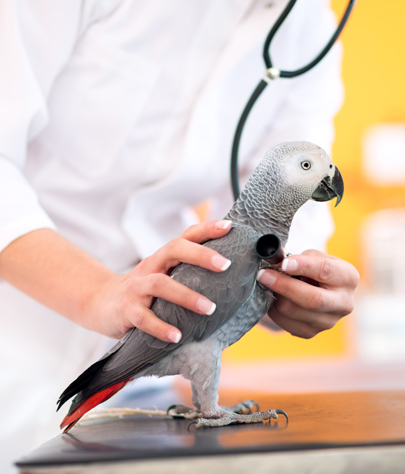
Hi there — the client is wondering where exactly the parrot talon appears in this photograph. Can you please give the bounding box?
[167,404,202,420]
[250,400,260,412]
[241,402,252,414]
[275,409,289,422]
[187,419,200,431]
[166,404,177,415]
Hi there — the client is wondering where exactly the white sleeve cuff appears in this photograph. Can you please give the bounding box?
[0,212,56,253]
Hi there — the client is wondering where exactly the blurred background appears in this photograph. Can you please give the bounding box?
[217,0,405,372]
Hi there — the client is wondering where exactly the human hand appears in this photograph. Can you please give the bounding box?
[257,250,359,338]
[91,220,232,341]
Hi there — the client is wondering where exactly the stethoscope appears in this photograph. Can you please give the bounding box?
[230,0,357,200]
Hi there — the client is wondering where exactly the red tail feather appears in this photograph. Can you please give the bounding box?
[60,381,128,432]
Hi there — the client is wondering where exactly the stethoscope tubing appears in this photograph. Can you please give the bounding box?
[230,0,357,200]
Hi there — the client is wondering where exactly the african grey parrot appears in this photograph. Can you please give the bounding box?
[58,141,343,431]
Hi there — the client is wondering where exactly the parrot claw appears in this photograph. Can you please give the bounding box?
[275,409,289,422]
[166,404,179,415]
[187,419,200,431]
[167,404,202,420]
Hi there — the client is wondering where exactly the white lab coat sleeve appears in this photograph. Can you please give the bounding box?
[0,157,57,251]
[210,0,344,254]
[0,1,100,252]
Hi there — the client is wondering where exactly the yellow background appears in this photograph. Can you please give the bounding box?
[222,0,405,362]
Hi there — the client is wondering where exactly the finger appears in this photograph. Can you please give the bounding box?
[267,308,320,339]
[257,269,342,314]
[279,255,359,289]
[180,220,232,243]
[141,273,216,316]
[270,295,343,329]
[301,249,336,259]
[127,305,183,343]
[147,237,232,274]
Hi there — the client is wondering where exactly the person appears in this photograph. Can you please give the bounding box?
[0,1,359,472]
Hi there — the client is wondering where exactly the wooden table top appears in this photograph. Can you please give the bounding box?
[17,389,405,470]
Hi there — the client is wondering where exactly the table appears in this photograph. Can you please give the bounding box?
[16,388,405,474]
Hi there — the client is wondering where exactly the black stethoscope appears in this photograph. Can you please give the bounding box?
[230,0,357,200]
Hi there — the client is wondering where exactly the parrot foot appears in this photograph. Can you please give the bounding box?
[188,408,288,429]
[167,404,202,420]
[224,400,260,414]
[167,400,259,420]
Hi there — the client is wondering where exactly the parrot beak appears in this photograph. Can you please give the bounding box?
[311,166,344,207]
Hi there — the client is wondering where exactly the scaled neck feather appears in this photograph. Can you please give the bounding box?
[224,191,293,244]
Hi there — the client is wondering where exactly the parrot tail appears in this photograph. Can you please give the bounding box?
[60,380,128,433]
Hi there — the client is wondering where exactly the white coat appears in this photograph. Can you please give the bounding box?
[0,0,343,471]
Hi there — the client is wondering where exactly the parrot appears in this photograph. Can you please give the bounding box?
[57,141,344,431]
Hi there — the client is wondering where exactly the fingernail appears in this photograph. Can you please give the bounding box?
[211,254,232,271]
[257,269,277,287]
[216,220,232,230]
[168,330,182,343]
[281,258,298,272]
[197,297,216,315]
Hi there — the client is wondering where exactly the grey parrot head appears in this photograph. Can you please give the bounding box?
[244,141,344,212]
[231,141,344,236]
[276,141,344,208]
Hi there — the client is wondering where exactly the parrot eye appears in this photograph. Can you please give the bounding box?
[301,161,311,170]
